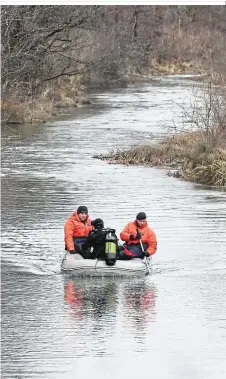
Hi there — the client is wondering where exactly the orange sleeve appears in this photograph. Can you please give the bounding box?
[64,219,75,251]
[120,223,132,242]
[146,230,157,255]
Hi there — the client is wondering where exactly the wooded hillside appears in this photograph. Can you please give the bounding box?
[1,5,226,123]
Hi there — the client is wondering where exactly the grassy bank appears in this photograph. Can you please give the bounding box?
[95,75,226,188]
[1,59,197,125]
[1,76,91,124]
[2,5,226,125]
[95,132,226,187]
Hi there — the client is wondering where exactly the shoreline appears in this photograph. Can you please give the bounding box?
[94,132,226,188]
[2,62,201,126]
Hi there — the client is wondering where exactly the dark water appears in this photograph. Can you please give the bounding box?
[1,75,226,379]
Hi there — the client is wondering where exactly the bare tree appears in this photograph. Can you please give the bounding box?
[2,5,226,123]
[1,5,99,94]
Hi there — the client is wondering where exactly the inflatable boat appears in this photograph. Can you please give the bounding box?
[61,252,152,277]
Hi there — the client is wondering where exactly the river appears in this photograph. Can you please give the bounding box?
[1,75,226,379]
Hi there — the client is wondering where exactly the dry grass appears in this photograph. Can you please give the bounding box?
[97,132,201,166]
[149,58,196,75]
[96,132,226,187]
[1,76,89,124]
[1,96,55,124]
[182,147,226,186]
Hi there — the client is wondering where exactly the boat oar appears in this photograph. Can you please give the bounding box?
[139,238,151,275]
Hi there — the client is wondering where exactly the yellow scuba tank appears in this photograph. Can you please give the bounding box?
[105,229,117,266]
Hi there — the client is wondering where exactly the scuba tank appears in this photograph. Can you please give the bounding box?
[105,229,117,266]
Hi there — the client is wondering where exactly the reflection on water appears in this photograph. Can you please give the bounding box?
[64,278,119,328]
[1,76,226,379]
[63,277,157,357]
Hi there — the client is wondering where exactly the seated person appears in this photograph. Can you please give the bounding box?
[84,220,119,264]
[118,212,157,260]
[83,218,107,259]
[64,206,93,257]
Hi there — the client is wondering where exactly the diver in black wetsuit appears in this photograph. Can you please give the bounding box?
[83,218,107,259]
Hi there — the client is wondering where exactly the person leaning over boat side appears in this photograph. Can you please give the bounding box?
[119,212,157,259]
[64,206,94,256]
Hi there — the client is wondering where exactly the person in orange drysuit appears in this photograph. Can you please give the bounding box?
[119,212,157,259]
[64,206,94,256]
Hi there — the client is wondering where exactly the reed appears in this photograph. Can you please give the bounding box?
[96,132,226,187]
[1,76,89,124]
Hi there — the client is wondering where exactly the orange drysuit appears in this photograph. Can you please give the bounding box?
[120,220,157,255]
[64,212,93,251]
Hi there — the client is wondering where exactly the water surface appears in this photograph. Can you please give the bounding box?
[1,76,226,379]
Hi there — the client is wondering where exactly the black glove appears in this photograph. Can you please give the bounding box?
[135,231,141,240]
[129,234,135,241]
[143,250,149,257]
[69,250,76,254]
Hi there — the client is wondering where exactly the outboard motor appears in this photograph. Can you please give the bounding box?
[105,229,117,266]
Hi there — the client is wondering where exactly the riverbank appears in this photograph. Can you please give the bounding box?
[95,131,226,187]
[1,76,91,125]
[95,71,226,188]
[1,60,199,125]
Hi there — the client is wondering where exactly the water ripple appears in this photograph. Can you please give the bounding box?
[1,76,226,379]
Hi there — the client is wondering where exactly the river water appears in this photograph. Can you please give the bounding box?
[1,75,226,379]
